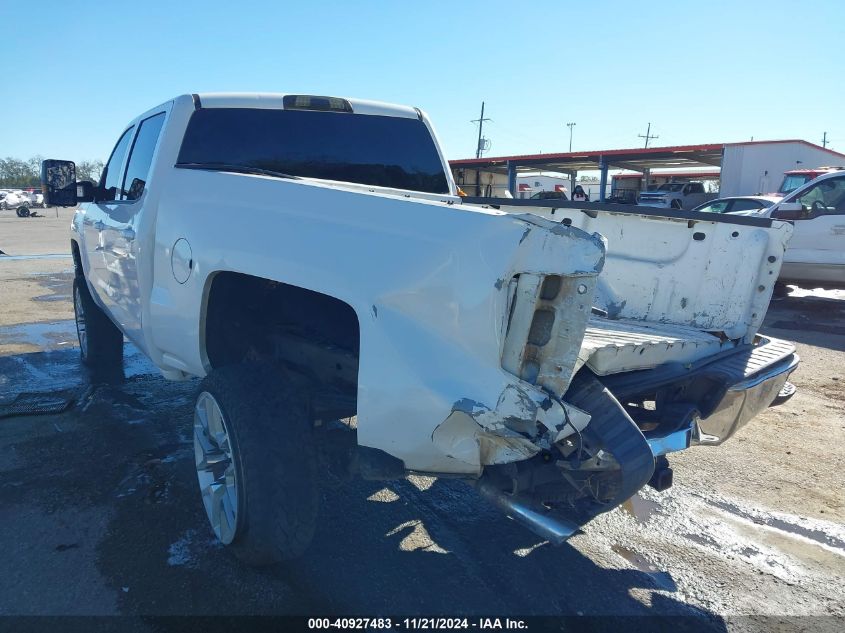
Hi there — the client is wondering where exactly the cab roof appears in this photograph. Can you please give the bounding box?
[190,92,421,120]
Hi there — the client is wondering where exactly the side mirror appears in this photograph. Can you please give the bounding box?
[771,202,804,220]
[40,159,78,207]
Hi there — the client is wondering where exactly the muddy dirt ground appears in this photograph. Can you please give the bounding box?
[0,209,843,631]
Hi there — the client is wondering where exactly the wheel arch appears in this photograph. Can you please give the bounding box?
[70,239,83,276]
[199,270,362,398]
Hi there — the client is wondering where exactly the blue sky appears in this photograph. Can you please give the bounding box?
[1,0,843,163]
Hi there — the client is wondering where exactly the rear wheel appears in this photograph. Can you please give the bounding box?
[772,281,791,298]
[73,276,123,370]
[194,364,318,565]
[16,206,30,218]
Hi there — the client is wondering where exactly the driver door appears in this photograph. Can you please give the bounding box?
[82,126,134,311]
[97,111,167,349]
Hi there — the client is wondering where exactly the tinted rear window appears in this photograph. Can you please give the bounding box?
[176,108,449,194]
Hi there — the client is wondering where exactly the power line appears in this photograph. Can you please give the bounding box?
[638,123,658,148]
[471,102,492,159]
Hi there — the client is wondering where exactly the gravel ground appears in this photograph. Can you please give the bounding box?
[0,210,843,631]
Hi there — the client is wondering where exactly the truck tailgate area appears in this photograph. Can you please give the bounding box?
[581,315,728,375]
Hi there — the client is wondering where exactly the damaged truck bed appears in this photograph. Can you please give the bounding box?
[452,199,798,540]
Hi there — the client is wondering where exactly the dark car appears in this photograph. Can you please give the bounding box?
[530,190,568,200]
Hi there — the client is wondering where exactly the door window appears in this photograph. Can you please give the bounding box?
[121,112,166,200]
[100,127,135,201]
[790,176,845,216]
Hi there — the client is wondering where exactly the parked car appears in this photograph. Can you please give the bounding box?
[693,195,782,214]
[0,190,29,210]
[605,190,638,205]
[637,181,715,209]
[733,171,845,289]
[530,190,568,200]
[41,92,797,565]
[26,191,45,207]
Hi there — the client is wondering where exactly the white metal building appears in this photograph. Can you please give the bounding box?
[718,140,844,197]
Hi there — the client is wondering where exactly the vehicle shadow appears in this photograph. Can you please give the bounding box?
[263,477,727,627]
[764,292,845,352]
[1,347,724,628]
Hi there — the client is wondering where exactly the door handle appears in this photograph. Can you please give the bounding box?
[93,221,105,231]
[120,227,136,240]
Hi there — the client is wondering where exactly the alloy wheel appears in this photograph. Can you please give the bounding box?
[73,284,88,358]
[194,391,240,544]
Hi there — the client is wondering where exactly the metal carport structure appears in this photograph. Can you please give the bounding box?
[450,143,726,201]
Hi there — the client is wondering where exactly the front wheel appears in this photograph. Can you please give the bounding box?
[73,276,123,369]
[16,206,30,218]
[194,364,318,565]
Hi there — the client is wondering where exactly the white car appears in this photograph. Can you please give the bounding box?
[694,195,782,214]
[0,190,29,210]
[733,171,845,289]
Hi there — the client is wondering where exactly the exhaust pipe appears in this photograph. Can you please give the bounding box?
[476,479,579,545]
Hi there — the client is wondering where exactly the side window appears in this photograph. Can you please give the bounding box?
[100,127,135,202]
[730,199,765,212]
[121,112,166,201]
[792,177,845,215]
[701,200,729,213]
[690,183,704,194]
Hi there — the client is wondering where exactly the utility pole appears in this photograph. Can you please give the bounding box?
[472,102,492,159]
[638,123,658,148]
[822,132,828,148]
[566,122,576,152]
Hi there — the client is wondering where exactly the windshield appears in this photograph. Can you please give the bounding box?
[177,108,450,194]
[657,183,685,192]
[778,174,811,194]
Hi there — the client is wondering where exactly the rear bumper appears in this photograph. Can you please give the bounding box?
[646,337,799,456]
[694,351,798,445]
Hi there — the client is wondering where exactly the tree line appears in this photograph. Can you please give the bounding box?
[0,157,103,188]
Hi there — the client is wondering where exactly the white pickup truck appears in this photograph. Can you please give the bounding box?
[41,93,798,565]
[637,181,715,210]
[730,170,845,290]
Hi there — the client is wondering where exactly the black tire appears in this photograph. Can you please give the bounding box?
[772,281,791,298]
[16,206,30,218]
[195,364,318,565]
[73,276,123,369]
[670,199,683,210]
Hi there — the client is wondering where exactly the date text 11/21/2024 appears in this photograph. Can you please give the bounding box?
[307,618,528,629]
